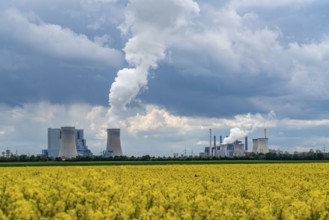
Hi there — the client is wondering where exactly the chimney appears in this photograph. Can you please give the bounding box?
[209,128,212,157]
[214,135,217,156]
[245,136,248,151]
[107,128,122,156]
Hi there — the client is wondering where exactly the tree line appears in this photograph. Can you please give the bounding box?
[0,149,328,162]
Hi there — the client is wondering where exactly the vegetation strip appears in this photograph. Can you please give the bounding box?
[0,160,328,167]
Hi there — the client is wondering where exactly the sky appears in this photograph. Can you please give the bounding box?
[1,0,329,156]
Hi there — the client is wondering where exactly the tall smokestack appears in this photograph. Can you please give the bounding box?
[245,136,248,151]
[59,126,77,159]
[264,128,267,138]
[209,128,212,157]
[214,135,217,157]
[106,128,122,156]
[220,136,223,144]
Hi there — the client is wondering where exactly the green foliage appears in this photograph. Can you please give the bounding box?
[0,149,328,165]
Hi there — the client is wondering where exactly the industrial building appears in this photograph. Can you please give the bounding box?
[75,129,93,157]
[219,140,246,157]
[103,128,123,157]
[202,137,248,157]
[44,127,92,159]
[200,129,269,157]
[47,128,61,158]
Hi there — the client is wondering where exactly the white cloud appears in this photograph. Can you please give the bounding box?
[279,119,329,128]
[123,104,276,144]
[167,3,329,109]
[293,146,313,153]
[0,126,15,137]
[125,105,191,134]
[229,0,315,9]
[288,41,329,98]
[0,8,123,67]
[1,1,329,156]
[0,102,278,156]
[82,0,117,3]
[170,6,291,77]
[0,102,109,155]
[1,101,329,156]
[93,35,112,47]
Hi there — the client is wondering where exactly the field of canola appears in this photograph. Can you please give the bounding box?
[0,163,328,219]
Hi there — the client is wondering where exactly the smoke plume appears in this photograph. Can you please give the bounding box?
[107,0,199,127]
[223,111,275,144]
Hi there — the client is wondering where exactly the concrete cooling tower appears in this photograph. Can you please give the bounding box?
[59,126,78,159]
[106,128,122,156]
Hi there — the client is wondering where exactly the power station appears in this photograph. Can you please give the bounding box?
[43,124,269,159]
[200,129,269,157]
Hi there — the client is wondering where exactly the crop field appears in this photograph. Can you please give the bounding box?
[0,163,328,219]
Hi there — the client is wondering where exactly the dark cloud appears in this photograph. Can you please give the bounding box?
[0,62,116,106]
[140,64,291,118]
[236,2,329,44]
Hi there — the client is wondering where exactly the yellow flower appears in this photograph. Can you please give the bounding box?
[0,163,328,219]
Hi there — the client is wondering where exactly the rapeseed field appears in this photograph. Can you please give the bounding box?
[0,163,328,219]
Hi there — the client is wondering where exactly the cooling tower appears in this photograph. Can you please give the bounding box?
[252,138,269,154]
[59,126,78,159]
[106,128,122,156]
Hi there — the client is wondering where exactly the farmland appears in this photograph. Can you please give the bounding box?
[0,163,328,219]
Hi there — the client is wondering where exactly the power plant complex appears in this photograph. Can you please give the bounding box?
[200,129,269,157]
[42,125,266,159]
[43,127,123,159]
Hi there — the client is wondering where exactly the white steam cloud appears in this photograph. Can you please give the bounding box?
[223,111,276,144]
[107,0,199,127]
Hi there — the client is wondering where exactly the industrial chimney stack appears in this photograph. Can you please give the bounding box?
[209,128,212,157]
[106,128,122,156]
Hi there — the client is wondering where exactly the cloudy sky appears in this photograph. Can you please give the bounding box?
[1,0,329,156]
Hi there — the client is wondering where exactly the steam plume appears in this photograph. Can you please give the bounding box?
[223,111,275,144]
[107,0,199,126]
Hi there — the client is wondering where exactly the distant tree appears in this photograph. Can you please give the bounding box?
[315,150,324,160]
[141,155,151,161]
[293,153,300,160]
[265,152,277,160]
[248,152,256,160]
[306,149,315,160]
[30,155,36,162]
[5,149,12,158]
[18,155,29,162]
[55,157,62,161]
